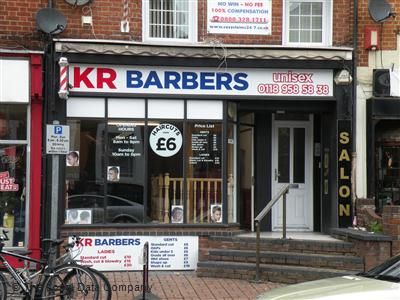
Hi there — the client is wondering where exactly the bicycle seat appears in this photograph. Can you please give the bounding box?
[42,238,64,246]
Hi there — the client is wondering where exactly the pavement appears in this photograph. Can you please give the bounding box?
[103,271,284,300]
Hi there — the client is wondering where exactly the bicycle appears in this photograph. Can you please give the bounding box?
[0,231,99,299]
[57,236,112,300]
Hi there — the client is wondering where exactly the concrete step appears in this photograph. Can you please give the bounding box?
[197,260,358,284]
[207,249,364,271]
[207,236,358,256]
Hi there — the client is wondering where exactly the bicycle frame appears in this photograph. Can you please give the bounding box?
[0,249,46,296]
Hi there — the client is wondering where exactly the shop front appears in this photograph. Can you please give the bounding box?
[49,42,353,271]
[0,53,43,261]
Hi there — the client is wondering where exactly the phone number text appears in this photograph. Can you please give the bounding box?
[257,84,330,95]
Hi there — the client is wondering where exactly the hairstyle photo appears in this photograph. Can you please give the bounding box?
[66,151,80,167]
[107,166,120,182]
[171,205,184,224]
[210,204,222,223]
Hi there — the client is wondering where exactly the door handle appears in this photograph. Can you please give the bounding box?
[274,169,280,181]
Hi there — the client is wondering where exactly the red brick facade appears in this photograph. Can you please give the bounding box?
[357,0,398,66]
[1,0,354,49]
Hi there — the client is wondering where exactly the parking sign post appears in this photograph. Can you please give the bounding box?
[46,122,70,243]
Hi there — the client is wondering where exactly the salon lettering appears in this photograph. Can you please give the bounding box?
[337,120,352,227]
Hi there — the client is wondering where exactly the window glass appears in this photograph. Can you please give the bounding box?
[148,0,191,40]
[227,122,236,223]
[0,104,27,247]
[293,128,305,183]
[186,122,222,223]
[0,145,26,247]
[147,121,184,223]
[65,120,105,224]
[278,128,290,183]
[0,105,27,140]
[287,1,326,44]
[106,121,145,223]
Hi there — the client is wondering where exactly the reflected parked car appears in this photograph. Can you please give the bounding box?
[67,194,144,223]
[256,254,400,300]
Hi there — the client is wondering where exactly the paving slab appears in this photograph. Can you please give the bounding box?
[102,271,283,300]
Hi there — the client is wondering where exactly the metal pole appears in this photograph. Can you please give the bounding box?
[50,120,60,242]
[255,220,260,281]
[283,193,287,239]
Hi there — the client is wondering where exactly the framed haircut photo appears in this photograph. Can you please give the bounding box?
[107,166,120,182]
[65,209,92,225]
[171,205,184,223]
[66,151,79,167]
[210,204,222,223]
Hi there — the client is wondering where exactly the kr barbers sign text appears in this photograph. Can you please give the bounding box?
[68,64,333,97]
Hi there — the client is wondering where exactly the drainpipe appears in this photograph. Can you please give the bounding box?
[48,0,52,8]
[352,0,358,224]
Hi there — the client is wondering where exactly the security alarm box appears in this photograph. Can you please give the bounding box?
[364,26,380,50]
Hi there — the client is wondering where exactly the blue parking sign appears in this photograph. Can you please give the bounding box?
[54,126,63,134]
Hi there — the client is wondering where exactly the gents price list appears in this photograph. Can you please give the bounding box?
[189,123,221,167]
[149,237,198,270]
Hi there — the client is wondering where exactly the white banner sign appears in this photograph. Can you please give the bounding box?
[71,236,199,271]
[69,64,333,97]
[207,0,272,35]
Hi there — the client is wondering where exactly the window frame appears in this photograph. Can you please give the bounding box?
[142,0,198,44]
[283,0,332,46]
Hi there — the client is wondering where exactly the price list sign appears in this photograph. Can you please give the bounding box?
[70,236,199,271]
[189,123,221,167]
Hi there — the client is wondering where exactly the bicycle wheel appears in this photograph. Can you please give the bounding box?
[41,265,99,299]
[64,267,111,300]
[0,272,7,300]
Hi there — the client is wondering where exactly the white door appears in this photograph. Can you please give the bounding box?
[271,116,313,231]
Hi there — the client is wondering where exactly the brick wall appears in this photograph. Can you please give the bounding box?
[1,0,354,50]
[357,0,399,66]
[382,205,400,255]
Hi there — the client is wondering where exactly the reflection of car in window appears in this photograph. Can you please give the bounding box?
[67,194,144,224]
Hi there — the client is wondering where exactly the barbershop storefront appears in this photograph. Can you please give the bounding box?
[0,53,42,260]
[49,42,353,270]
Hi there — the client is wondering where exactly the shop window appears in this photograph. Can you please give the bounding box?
[67,98,105,118]
[143,0,197,43]
[147,121,184,223]
[65,99,229,225]
[0,105,28,247]
[375,121,400,212]
[186,122,222,223]
[65,119,105,224]
[107,121,145,223]
[284,0,332,46]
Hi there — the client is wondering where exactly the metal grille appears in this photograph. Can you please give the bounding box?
[149,0,189,39]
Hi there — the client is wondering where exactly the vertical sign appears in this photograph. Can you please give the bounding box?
[337,120,352,227]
